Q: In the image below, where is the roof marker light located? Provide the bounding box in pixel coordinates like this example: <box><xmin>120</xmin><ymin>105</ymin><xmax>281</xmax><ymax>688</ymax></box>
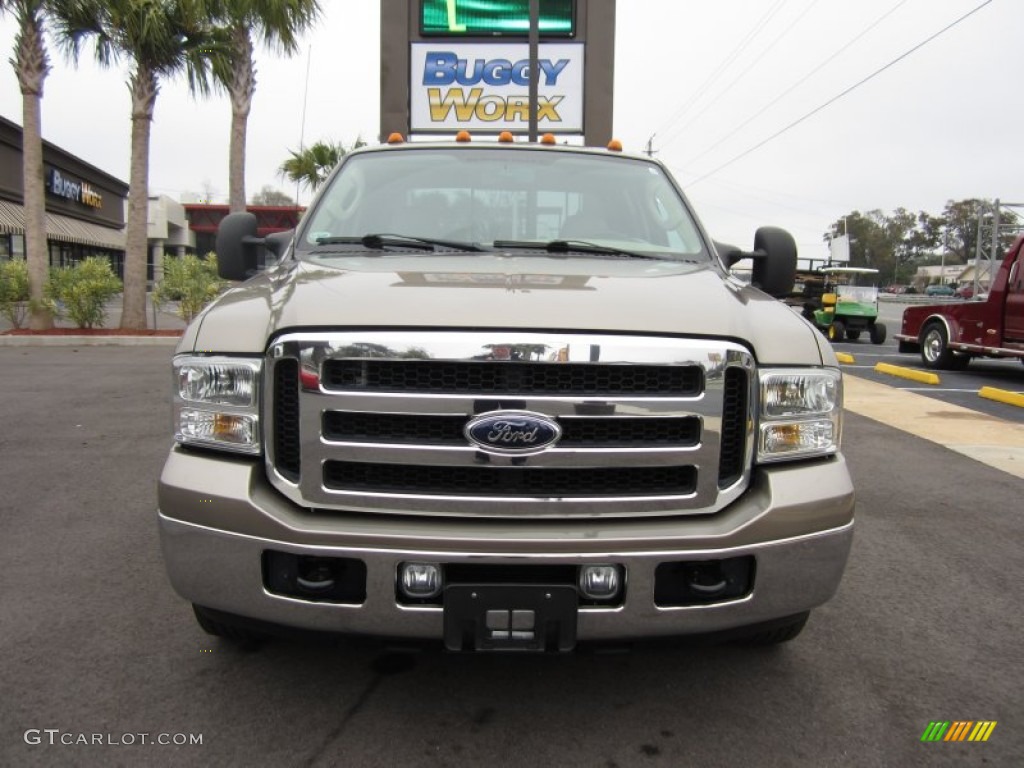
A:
<box><xmin>540</xmin><ymin>133</ymin><xmax>557</xmax><ymax>145</ymax></box>
<box><xmin>607</xmin><ymin>139</ymin><xmax>623</xmax><ymax>152</ymax></box>
<box><xmin>498</xmin><ymin>131</ymin><xmax>515</xmax><ymax>143</ymax></box>
<box><xmin>386</xmin><ymin>132</ymin><xmax>405</xmax><ymax>144</ymax></box>
<box><xmin>455</xmin><ymin>130</ymin><xmax>472</xmax><ymax>143</ymax></box>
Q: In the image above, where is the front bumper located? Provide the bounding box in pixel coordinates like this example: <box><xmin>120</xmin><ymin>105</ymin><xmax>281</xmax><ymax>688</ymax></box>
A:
<box><xmin>158</xmin><ymin>447</ymin><xmax>854</xmax><ymax>641</ymax></box>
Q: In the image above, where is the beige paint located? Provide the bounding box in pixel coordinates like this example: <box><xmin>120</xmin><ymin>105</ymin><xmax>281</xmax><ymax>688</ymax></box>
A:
<box><xmin>184</xmin><ymin>257</ymin><xmax>835</xmax><ymax>367</ymax></box>
<box><xmin>843</xmin><ymin>374</ymin><xmax>1024</xmax><ymax>479</ymax></box>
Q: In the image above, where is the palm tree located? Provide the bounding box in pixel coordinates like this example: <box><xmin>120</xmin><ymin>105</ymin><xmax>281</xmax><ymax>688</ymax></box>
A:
<box><xmin>279</xmin><ymin>138</ymin><xmax>365</xmax><ymax>196</ymax></box>
<box><xmin>1</xmin><ymin>0</ymin><xmax>51</xmax><ymax>329</ymax></box>
<box><xmin>208</xmin><ymin>0</ymin><xmax>321</xmax><ymax>214</ymax></box>
<box><xmin>54</xmin><ymin>1</ymin><xmax>219</xmax><ymax>329</ymax></box>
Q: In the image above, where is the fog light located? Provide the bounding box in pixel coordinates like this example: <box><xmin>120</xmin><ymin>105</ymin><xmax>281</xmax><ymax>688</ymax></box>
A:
<box><xmin>399</xmin><ymin>562</ymin><xmax>442</xmax><ymax>598</ymax></box>
<box><xmin>579</xmin><ymin>565</ymin><xmax>622</xmax><ymax>600</ymax></box>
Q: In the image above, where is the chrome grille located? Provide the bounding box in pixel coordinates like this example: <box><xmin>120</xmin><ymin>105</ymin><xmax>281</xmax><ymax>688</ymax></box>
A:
<box><xmin>322</xmin><ymin>359</ymin><xmax>702</xmax><ymax>396</ymax></box>
<box><xmin>265</xmin><ymin>332</ymin><xmax>755</xmax><ymax>519</ymax></box>
<box><xmin>321</xmin><ymin>412</ymin><xmax>701</xmax><ymax>448</ymax></box>
<box><xmin>324</xmin><ymin>462</ymin><xmax>697</xmax><ymax>497</ymax></box>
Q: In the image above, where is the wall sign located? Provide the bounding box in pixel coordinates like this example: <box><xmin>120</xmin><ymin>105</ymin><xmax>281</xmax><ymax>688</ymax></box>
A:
<box><xmin>410</xmin><ymin>42</ymin><xmax>584</xmax><ymax>133</ymax></box>
<box><xmin>46</xmin><ymin>168</ymin><xmax>103</xmax><ymax>209</ymax></box>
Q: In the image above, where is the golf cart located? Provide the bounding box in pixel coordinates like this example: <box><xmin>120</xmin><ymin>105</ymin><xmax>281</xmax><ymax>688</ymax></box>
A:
<box><xmin>804</xmin><ymin>267</ymin><xmax>887</xmax><ymax>344</ymax></box>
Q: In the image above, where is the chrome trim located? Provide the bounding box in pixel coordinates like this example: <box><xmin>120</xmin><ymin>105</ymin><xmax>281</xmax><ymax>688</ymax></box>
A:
<box><xmin>265</xmin><ymin>332</ymin><xmax>755</xmax><ymax>519</ymax></box>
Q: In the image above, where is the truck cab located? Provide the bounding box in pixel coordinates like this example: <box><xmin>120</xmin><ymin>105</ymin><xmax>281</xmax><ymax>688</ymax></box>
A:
<box><xmin>158</xmin><ymin>136</ymin><xmax>853</xmax><ymax>651</ymax></box>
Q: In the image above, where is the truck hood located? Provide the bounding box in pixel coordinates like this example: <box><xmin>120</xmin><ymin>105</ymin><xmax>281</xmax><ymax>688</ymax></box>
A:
<box><xmin>182</xmin><ymin>254</ymin><xmax>829</xmax><ymax>365</ymax></box>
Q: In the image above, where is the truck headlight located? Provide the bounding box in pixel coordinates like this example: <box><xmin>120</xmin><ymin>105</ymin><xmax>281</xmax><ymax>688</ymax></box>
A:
<box><xmin>757</xmin><ymin>369</ymin><xmax>841</xmax><ymax>462</ymax></box>
<box><xmin>173</xmin><ymin>356</ymin><xmax>262</xmax><ymax>454</ymax></box>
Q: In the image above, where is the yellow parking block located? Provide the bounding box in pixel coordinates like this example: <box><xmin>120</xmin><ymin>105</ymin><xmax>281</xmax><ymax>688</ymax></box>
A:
<box><xmin>979</xmin><ymin>387</ymin><xmax>1024</xmax><ymax>408</ymax></box>
<box><xmin>835</xmin><ymin>352</ymin><xmax>855</xmax><ymax>364</ymax></box>
<box><xmin>874</xmin><ymin>363</ymin><xmax>940</xmax><ymax>385</ymax></box>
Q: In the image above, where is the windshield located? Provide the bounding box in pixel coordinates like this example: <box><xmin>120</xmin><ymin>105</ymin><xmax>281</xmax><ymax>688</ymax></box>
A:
<box><xmin>296</xmin><ymin>147</ymin><xmax>708</xmax><ymax>261</ymax></box>
<box><xmin>836</xmin><ymin>285</ymin><xmax>878</xmax><ymax>303</ymax></box>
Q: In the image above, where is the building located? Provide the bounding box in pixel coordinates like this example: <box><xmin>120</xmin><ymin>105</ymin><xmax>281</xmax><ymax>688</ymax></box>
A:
<box><xmin>913</xmin><ymin>260</ymin><xmax>995</xmax><ymax>291</ymax></box>
<box><xmin>148</xmin><ymin>195</ymin><xmax>195</xmax><ymax>281</ymax></box>
<box><xmin>0</xmin><ymin>114</ymin><xmax>127</xmax><ymax>274</ymax></box>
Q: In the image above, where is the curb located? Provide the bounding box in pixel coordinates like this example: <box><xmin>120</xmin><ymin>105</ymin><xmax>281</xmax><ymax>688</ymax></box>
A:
<box><xmin>874</xmin><ymin>362</ymin><xmax>940</xmax><ymax>385</ymax></box>
<box><xmin>835</xmin><ymin>352</ymin><xmax>855</xmax><ymax>364</ymax></box>
<box><xmin>0</xmin><ymin>335</ymin><xmax>181</xmax><ymax>347</ymax></box>
<box><xmin>979</xmin><ymin>387</ymin><xmax>1024</xmax><ymax>409</ymax></box>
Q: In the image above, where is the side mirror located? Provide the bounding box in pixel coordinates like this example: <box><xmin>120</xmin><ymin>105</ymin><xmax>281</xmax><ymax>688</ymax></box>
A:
<box><xmin>264</xmin><ymin>230</ymin><xmax>293</xmax><ymax>265</ymax></box>
<box><xmin>216</xmin><ymin>212</ymin><xmax>261</xmax><ymax>280</ymax></box>
<box><xmin>751</xmin><ymin>227</ymin><xmax>797</xmax><ymax>298</ymax></box>
<box><xmin>714</xmin><ymin>241</ymin><xmax>744</xmax><ymax>267</ymax></box>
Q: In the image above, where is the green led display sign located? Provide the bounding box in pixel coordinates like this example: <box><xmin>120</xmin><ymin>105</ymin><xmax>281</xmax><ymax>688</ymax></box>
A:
<box><xmin>421</xmin><ymin>0</ymin><xmax>575</xmax><ymax>37</ymax></box>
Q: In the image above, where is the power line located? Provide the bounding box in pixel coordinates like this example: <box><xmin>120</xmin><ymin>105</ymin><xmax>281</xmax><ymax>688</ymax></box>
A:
<box><xmin>652</xmin><ymin>0</ymin><xmax>789</xmax><ymax>140</ymax></box>
<box><xmin>686</xmin><ymin>0</ymin><xmax>994</xmax><ymax>188</ymax></box>
<box><xmin>659</xmin><ymin>0</ymin><xmax>823</xmax><ymax>153</ymax></box>
<box><xmin>681</xmin><ymin>0</ymin><xmax>909</xmax><ymax>167</ymax></box>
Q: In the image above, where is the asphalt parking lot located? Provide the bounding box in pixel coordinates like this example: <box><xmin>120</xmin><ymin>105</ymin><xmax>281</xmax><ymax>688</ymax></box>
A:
<box><xmin>0</xmin><ymin>346</ymin><xmax>1021</xmax><ymax>768</ymax></box>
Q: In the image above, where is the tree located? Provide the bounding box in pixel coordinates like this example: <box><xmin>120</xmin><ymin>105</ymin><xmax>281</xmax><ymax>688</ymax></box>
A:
<box><xmin>249</xmin><ymin>184</ymin><xmax>295</xmax><ymax>205</ymax></box>
<box><xmin>940</xmin><ymin>199</ymin><xmax>1021</xmax><ymax>263</ymax></box>
<box><xmin>1</xmin><ymin>0</ymin><xmax>51</xmax><ymax>329</ymax></box>
<box><xmin>888</xmin><ymin>208</ymin><xmax>942</xmax><ymax>282</ymax></box>
<box><xmin>280</xmin><ymin>138</ymin><xmax>365</xmax><ymax>195</ymax></box>
<box><xmin>942</xmin><ymin>199</ymin><xmax>987</xmax><ymax>263</ymax></box>
<box><xmin>55</xmin><ymin>1</ymin><xmax>219</xmax><ymax>329</ymax></box>
<box><xmin>208</xmin><ymin>0</ymin><xmax>321</xmax><ymax>214</ymax></box>
<box><xmin>828</xmin><ymin>210</ymin><xmax>894</xmax><ymax>277</ymax></box>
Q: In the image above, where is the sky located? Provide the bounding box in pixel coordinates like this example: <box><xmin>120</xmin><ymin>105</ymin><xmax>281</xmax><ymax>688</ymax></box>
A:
<box><xmin>1</xmin><ymin>0</ymin><xmax>1022</xmax><ymax>262</ymax></box>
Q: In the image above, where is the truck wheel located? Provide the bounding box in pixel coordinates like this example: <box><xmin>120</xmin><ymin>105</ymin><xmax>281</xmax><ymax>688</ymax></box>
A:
<box><xmin>193</xmin><ymin>604</ymin><xmax>265</xmax><ymax>650</ymax></box>
<box><xmin>846</xmin><ymin>330</ymin><xmax>861</xmax><ymax>340</ymax></box>
<box><xmin>741</xmin><ymin>612</ymin><xmax>809</xmax><ymax>646</ymax></box>
<box><xmin>921</xmin><ymin>323</ymin><xmax>955</xmax><ymax>369</ymax></box>
<box><xmin>827</xmin><ymin>320</ymin><xmax>845</xmax><ymax>342</ymax></box>
<box><xmin>869</xmin><ymin>322</ymin><xmax>887</xmax><ymax>345</ymax></box>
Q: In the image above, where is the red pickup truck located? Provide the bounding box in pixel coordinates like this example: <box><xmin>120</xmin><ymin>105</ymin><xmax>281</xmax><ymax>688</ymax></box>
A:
<box><xmin>897</xmin><ymin>235</ymin><xmax>1024</xmax><ymax>369</ymax></box>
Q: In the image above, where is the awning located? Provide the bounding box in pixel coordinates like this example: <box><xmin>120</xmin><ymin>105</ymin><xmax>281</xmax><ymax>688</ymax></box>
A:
<box><xmin>0</xmin><ymin>199</ymin><xmax>125</xmax><ymax>251</ymax></box>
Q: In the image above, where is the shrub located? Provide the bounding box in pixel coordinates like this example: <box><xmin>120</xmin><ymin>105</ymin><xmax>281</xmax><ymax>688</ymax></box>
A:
<box><xmin>46</xmin><ymin>257</ymin><xmax>123</xmax><ymax>329</ymax></box>
<box><xmin>0</xmin><ymin>259</ymin><xmax>31</xmax><ymax>328</ymax></box>
<box><xmin>154</xmin><ymin>253</ymin><xmax>226</xmax><ymax>323</ymax></box>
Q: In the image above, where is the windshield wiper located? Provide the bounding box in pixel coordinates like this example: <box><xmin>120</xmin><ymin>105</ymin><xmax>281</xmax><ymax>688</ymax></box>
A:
<box><xmin>493</xmin><ymin>239</ymin><xmax>663</xmax><ymax>261</ymax></box>
<box><xmin>315</xmin><ymin>233</ymin><xmax>488</xmax><ymax>252</ymax></box>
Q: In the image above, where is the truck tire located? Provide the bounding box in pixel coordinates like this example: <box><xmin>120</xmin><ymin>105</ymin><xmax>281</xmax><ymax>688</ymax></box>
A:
<box><xmin>828</xmin><ymin>320</ymin><xmax>845</xmax><ymax>342</ymax></box>
<box><xmin>193</xmin><ymin>604</ymin><xmax>265</xmax><ymax>650</ymax></box>
<box><xmin>869</xmin><ymin>322</ymin><xmax>887</xmax><ymax>345</ymax></box>
<box><xmin>921</xmin><ymin>323</ymin><xmax>958</xmax><ymax>370</ymax></box>
<box><xmin>741</xmin><ymin>612</ymin><xmax>809</xmax><ymax>646</ymax></box>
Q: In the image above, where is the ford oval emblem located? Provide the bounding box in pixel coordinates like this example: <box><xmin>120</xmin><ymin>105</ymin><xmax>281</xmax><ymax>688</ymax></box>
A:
<box><xmin>464</xmin><ymin>411</ymin><xmax>562</xmax><ymax>456</ymax></box>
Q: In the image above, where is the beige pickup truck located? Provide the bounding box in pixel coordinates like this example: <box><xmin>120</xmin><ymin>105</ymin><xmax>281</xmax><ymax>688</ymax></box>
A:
<box><xmin>158</xmin><ymin>137</ymin><xmax>853</xmax><ymax>652</ymax></box>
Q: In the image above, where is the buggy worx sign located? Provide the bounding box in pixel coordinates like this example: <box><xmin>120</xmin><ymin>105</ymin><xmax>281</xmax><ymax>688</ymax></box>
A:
<box><xmin>410</xmin><ymin>43</ymin><xmax>584</xmax><ymax>133</ymax></box>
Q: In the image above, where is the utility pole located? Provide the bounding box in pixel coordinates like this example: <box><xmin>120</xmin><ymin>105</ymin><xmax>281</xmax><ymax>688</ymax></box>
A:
<box><xmin>528</xmin><ymin>0</ymin><xmax>539</xmax><ymax>142</ymax></box>
<box><xmin>941</xmin><ymin>228</ymin><xmax>947</xmax><ymax>287</ymax></box>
